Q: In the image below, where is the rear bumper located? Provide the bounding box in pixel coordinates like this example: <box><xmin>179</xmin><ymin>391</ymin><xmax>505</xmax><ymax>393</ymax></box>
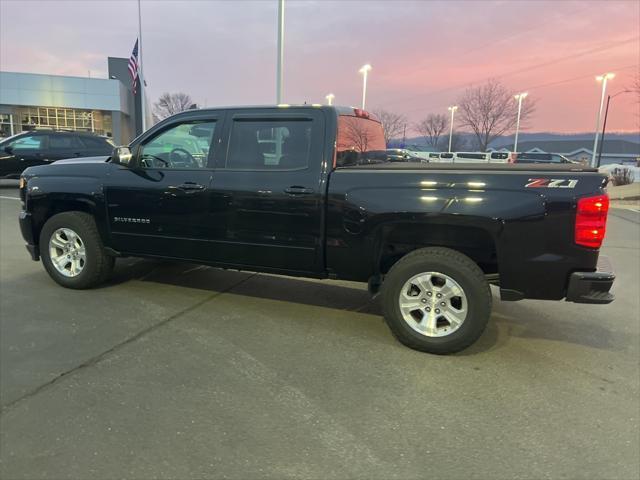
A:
<box><xmin>19</xmin><ymin>211</ymin><xmax>39</xmax><ymax>261</ymax></box>
<box><xmin>565</xmin><ymin>256</ymin><xmax>614</xmax><ymax>304</ymax></box>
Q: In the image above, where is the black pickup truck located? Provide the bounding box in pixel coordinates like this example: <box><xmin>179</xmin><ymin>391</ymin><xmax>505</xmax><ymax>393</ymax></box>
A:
<box><xmin>17</xmin><ymin>105</ymin><xmax>615</xmax><ymax>354</ymax></box>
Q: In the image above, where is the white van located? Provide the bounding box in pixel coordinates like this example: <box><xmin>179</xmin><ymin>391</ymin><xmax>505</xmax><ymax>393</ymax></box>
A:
<box><xmin>431</xmin><ymin>151</ymin><xmax>512</xmax><ymax>163</ymax></box>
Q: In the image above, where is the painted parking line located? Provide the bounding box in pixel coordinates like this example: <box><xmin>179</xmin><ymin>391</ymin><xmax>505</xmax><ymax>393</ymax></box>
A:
<box><xmin>0</xmin><ymin>196</ymin><xmax>20</xmax><ymax>200</ymax></box>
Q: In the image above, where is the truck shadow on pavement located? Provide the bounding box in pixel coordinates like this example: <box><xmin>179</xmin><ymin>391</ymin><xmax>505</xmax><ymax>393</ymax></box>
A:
<box><xmin>105</xmin><ymin>258</ymin><xmax>616</xmax><ymax>354</ymax></box>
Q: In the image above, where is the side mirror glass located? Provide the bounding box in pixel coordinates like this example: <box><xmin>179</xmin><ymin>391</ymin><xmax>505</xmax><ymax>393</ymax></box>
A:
<box><xmin>111</xmin><ymin>146</ymin><xmax>132</xmax><ymax>166</ymax></box>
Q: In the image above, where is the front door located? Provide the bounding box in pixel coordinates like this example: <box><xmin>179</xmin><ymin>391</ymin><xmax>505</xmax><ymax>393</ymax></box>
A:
<box><xmin>104</xmin><ymin>115</ymin><xmax>222</xmax><ymax>261</ymax></box>
<box><xmin>208</xmin><ymin>109</ymin><xmax>326</xmax><ymax>274</ymax></box>
<box><xmin>0</xmin><ymin>133</ymin><xmax>49</xmax><ymax>177</ymax></box>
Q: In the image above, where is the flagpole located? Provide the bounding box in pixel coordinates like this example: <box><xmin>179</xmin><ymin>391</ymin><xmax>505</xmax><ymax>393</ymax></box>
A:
<box><xmin>137</xmin><ymin>0</ymin><xmax>146</xmax><ymax>131</ymax></box>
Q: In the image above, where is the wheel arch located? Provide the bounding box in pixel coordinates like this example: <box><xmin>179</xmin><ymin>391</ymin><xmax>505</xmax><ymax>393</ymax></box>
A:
<box><xmin>373</xmin><ymin>221</ymin><xmax>500</xmax><ymax>278</ymax></box>
<box><xmin>30</xmin><ymin>193</ymin><xmax>107</xmax><ymax>249</ymax></box>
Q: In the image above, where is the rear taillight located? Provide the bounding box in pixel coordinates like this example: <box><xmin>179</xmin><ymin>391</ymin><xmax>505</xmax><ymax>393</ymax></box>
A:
<box><xmin>575</xmin><ymin>194</ymin><xmax>609</xmax><ymax>248</ymax></box>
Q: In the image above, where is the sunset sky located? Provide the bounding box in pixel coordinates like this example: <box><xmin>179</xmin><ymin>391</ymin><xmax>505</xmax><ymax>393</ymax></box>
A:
<box><xmin>1</xmin><ymin>0</ymin><xmax>639</xmax><ymax>134</ymax></box>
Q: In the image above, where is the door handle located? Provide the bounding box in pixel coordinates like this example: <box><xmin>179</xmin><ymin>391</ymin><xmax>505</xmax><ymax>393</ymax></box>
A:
<box><xmin>284</xmin><ymin>186</ymin><xmax>314</xmax><ymax>195</ymax></box>
<box><xmin>177</xmin><ymin>182</ymin><xmax>206</xmax><ymax>191</ymax></box>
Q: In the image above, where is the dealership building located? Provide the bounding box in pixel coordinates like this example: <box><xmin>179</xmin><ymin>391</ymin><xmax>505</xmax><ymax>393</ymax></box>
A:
<box><xmin>0</xmin><ymin>57</ymin><xmax>148</xmax><ymax>145</ymax></box>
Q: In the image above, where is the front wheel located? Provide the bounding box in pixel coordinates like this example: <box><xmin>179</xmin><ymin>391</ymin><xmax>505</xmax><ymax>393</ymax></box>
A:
<box><xmin>40</xmin><ymin>212</ymin><xmax>114</xmax><ymax>289</ymax></box>
<box><xmin>381</xmin><ymin>247</ymin><xmax>492</xmax><ymax>354</ymax></box>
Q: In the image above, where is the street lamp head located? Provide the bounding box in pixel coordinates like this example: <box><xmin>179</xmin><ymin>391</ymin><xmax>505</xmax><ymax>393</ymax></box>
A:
<box><xmin>596</xmin><ymin>73</ymin><xmax>615</xmax><ymax>81</ymax></box>
<box><xmin>326</xmin><ymin>93</ymin><xmax>335</xmax><ymax>99</ymax></box>
<box><xmin>359</xmin><ymin>64</ymin><xmax>372</xmax><ymax>74</ymax></box>
<box><xmin>448</xmin><ymin>105</ymin><xmax>458</xmax><ymax>112</ymax></box>
<box><xmin>514</xmin><ymin>92</ymin><xmax>528</xmax><ymax>100</ymax></box>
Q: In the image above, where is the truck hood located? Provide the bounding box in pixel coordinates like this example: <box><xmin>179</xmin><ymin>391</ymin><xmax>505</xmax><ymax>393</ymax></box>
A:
<box><xmin>53</xmin><ymin>155</ymin><xmax>110</xmax><ymax>165</ymax></box>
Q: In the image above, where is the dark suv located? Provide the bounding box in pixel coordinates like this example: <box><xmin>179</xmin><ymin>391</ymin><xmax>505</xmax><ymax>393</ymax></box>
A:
<box><xmin>0</xmin><ymin>130</ymin><xmax>113</xmax><ymax>178</ymax></box>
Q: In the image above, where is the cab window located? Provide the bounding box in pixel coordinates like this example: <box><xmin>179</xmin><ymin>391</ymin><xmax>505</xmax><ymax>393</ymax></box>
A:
<box><xmin>336</xmin><ymin>115</ymin><xmax>386</xmax><ymax>167</ymax></box>
<box><xmin>139</xmin><ymin>121</ymin><xmax>216</xmax><ymax>169</ymax></box>
<box><xmin>226</xmin><ymin>119</ymin><xmax>312</xmax><ymax>170</ymax></box>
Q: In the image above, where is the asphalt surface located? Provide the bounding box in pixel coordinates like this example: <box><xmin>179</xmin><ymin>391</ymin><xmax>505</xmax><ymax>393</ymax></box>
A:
<box><xmin>1</xmin><ymin>180</ymin><xmax>639</xmax><ymax>479</ymax></box>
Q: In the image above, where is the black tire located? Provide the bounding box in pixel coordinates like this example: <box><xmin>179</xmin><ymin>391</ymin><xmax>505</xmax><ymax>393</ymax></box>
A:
<box><xmin>381</xmin><ymin>247</ymin><xmax>492</xmax><ymax>354</ymax></box>
<box><xmin>39</xmin><ymin>211</ymin><xmax>114</xmax><ymax>289</ymax></box>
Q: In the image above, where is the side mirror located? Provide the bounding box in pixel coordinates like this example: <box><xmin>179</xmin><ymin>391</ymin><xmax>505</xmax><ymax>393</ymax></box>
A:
<box><xmin>4</xmin><ymin>145</ymin><xmax>13</xmax><ymax>154</ymax></box>
<box><xmin>111</xmin><ymin>146</ymin><xmax>132</xmax><ymax>166</ymax></box>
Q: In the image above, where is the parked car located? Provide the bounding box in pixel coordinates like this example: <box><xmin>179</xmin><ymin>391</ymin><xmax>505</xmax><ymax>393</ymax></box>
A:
<box><xmin>18</xmin><ymin>105</ymin><xmax>614</xmax><ymax>354</ymax></box>
<box><xmin>385</xmin><ymin>148</ymin><xmax>424</xmax><ymax>162</ymax></box>
<box><xmin>0</xmin><ymin>130</ymin><xmax>113</xmax><ymax>178</ymax></box>
<box><xmin>513</xmin><ymin>152</ymin><xmax>577</xmax><ymax>164</ymax></box>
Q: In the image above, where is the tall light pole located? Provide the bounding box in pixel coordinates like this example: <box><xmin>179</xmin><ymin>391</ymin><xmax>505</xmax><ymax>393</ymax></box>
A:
<box><xmin>359</xmin><ymin>64</ymin><xmax>372</xmax><ymax>110</ymax></box>
<box><xmin>513</xmin><ymin>92</ymin><xmax>528</xmax><ymax>153</ymax></box>
<box><xmin>447</xmin><ymin>106</ymin><xmax>458</xmax><ymax>153</ymax></box>
<box><xmin>325</xmin><ymin>93</ymin><xmax>335</xmax><ymax>106</ymax></box>
<box><xmin>597</xmin><ymin>89</ymin><xmax>630</xmax><ymax>167</ymax></box>
<box><xmin>591</xmin><ymin>72</ymin><xmax>615</xmax><ymax>167</ymax></box>
<box><xmin>276</xmin><ymin>0</ymin><xmax>285</xmax><ymax>104</ymax></box>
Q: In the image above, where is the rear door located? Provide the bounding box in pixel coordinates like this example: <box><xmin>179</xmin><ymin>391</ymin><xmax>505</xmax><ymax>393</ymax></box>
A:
<box><xmin>104</xmin><ymin>112</ymin><xmax>223</xmax><ymax>260</ymax></box>
<box><xmin>208</xmin><ymin>108</ymin><xmax>326</xmax><ymax>273</ymax></box>
<box><xmin>47</xmin><ymin>134</ymin><xmax>83</xmax><ymax>161</ymax></box>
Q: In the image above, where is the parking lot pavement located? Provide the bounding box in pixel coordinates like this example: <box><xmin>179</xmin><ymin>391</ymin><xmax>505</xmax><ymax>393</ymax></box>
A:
<box><xmin>1</xmin><ymin>185</ymin><xmax>639</xmax><ymax>479</ymax></box>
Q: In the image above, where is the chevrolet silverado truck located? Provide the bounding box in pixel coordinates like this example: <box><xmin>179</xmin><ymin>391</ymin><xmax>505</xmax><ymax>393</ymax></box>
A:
<box><xmin>17</xmin><ymin>106</ymin><xmax>615</xmax><ymax>354</ymax></box>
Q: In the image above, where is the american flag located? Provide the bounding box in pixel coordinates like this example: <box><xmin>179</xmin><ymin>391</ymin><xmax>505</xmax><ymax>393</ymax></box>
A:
<box><xmin>128</xmin><ymin>39</ymin><xmax>140</xmax><ymax>94</ymax></box>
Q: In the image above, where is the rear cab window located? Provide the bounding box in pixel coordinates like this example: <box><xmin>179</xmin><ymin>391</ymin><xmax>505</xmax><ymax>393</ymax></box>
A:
<box><xmin>335</xmin><ymin>111</ymin><xmax>386</xmax><ymax>167</ymax></box>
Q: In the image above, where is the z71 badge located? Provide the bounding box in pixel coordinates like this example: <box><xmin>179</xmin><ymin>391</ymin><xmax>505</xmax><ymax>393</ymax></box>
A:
<box><xmin>525</xmin><ymin>178</ymin><xmax>578</xmax><ymax>188</ymax></box>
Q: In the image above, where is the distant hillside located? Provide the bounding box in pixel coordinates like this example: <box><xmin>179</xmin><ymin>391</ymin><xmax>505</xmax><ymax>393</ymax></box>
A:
<box><xmin>490</xmin><ymin>132</ymin><xmax>640</xmax><ymax>149</ymax></box>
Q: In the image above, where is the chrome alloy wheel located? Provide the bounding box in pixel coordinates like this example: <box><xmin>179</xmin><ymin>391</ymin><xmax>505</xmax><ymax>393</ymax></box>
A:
<box><xmin>48</xmin><ymin>228</ymin><xmax>86</xmax><ymax>277</ymax></box>
<box><xmin>398</xmin><ymin>272</ymin><xmax>468</xmax><ymax>337</ymax></box>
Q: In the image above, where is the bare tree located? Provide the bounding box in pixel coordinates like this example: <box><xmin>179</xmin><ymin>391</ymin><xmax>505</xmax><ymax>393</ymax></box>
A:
<box><xmin>414</xmin><ymin>114</ymin><xmax>448</xmax><ymax>148</ymax></box>
<box><xmin>373</xmin><ymin>109</ymin><xmax>406</xmax><ymax>146</ymax></box>
<box><xmin>456</xmin><ymin>79</ymin><xmax>535</xmax><ymax>151</ymax></box>
<box><xmin>153</xmin><ymin>92</ymin><xmax>195</xmax><ymax>120</ymax></box>
<box><xmin>631</xmin><ymin>72</ymin><xmax>640</xmax><ymax>128</ymax></box>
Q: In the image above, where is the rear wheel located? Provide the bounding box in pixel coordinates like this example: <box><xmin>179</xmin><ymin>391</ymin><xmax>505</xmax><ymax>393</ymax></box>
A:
<box><xmin>381</xmin><ymin>247</ymin><xmax>492</xmax><ymax>354</ymax></box>
<box><xmin>40</xmin><ymin>212</ymin><xmax>114</xmax><ymax>289</ymax></box>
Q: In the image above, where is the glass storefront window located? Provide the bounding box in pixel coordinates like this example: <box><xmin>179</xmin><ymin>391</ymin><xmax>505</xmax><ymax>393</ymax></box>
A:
<box><xmin>15</xmin><ymin>106</ymin><xmax>112</xmax><ymax>137</ymax></box>
<box><xmin>0</xmin><ymin>114</ymin><xmax>14</xmax><ymax>139</ymax></box>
